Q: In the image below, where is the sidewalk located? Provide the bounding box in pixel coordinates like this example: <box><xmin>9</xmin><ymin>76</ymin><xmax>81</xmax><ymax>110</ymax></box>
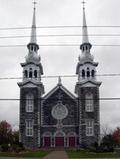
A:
<box><xmin>42</xmin><ymin>151</ymin><xmax>69</xmax><ymax>159</ymax></box>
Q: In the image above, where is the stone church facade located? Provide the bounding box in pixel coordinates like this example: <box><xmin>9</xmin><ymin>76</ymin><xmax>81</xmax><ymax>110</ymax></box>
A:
<box><xmin>18</xmin><ymin>6</ymin><xmax>101</xmax><ymax>149</ymax></box>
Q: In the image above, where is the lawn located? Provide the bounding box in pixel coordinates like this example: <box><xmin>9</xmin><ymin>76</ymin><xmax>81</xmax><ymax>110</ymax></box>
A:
<box><xmin>0</xmin><ymin>150</ymin><xmax>50</xmax><ymax>158</ymax></box>
<box><xmin>67</xmin><ymin>150</ymin><xmax>120</xmax><ymax>158</ymax></box>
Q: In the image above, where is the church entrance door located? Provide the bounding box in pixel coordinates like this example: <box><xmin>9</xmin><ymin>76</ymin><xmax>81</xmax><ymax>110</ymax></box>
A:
<box><xmin>44</xmin><ymin>137</ymin><xmax>51</xmax><ymax>147</ymax></box>
<box><xmin>55</xmin><ymin>137</ymin><xmax>64</xmax><ymax>147</ymax></box>
<box><xmin>69</xmin><ymin>137</ymin><xmax>75</xmax><ymax>147</ymax></box>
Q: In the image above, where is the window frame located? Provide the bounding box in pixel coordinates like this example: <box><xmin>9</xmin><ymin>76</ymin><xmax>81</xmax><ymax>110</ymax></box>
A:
<box><xmin>26</xmin><ymin>94</ymin><xmax>34</xmax><ymax>112</ymax></box>
<box><xmin>85</xmin><ymin>93</ymin><xmax>94</xmax><ymax>112</ymax></box>
<box><xmin>25</xmin><ymin>120</ymin><xmax>34</xmax><ymax>137</ymax></box>
<box><xmin>86</xmin><ymin>120</ymin><xmax>94</xmax><ymax>136</ymax></box>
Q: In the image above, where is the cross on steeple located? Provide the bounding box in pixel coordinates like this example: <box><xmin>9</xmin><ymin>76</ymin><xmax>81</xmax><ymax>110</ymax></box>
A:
<box><xmin>82</xmin><ymin>0</ymin><xmax>86</xmax><ymax>10</ymax></box>
<box><xmin>33</xmin><ymin>0</ymin><xmax>37</xmax><ymax>9</ymax></box>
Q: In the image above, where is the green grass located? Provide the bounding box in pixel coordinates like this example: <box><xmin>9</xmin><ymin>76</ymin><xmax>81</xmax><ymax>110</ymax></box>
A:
<box><xmin>67</xmin><ymin>150</ymin><xmax>120</xmax><ymax>158</ymax></box>
<box><xmin>0</xmin><ymin>150</ymin><xmax>50</xmax><ymax>158</ymax></box>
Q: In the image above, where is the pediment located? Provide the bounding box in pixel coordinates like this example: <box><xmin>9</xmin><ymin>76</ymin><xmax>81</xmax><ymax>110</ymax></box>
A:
<box><xmin>43</xmin><ymin>84</ymin><xmax>76</xmax><ymax>101</ymax></box>
<box><xmin>77</xmin><ymin>80</ymin><xmax>101</xmax><ymax>87</ymax></box>
<box><xmin>18</xmin><ymin>80</ymin><xmax>43</xmax><ymax>88</ymax></box>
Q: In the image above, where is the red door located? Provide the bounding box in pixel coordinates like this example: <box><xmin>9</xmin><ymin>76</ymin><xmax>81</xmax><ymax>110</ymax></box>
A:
<box><xmin>55</xmin><ymin>137</ymin><xmax>64</xmax><ymax>147</ymax></box>
<box><xmin>69</xmin><ymin>137</ymin><xmax>75</xmax><ymax>147</ymax></box>
<box><xmin>44</xmin><ymin>137</ymin><xmax>51</xmax><ymax>147</ymax></box>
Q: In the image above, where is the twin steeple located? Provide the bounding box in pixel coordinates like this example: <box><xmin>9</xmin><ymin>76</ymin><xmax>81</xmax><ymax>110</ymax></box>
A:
<box><xmin>24</xmin><ymin>1</ymin><xmax>96</xmax><ymax>85</ymax></box>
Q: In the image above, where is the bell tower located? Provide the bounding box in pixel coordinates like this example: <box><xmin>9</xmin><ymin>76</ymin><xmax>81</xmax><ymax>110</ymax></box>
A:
<box><xmin>75</xmin><ymin>2</ymin><xmax>101</xmax><ymax>147</ymax></box>
<box><xmin>18</xmin><ymin>2</ymin><xmax>44</xmax><ymax>149</ymax></box>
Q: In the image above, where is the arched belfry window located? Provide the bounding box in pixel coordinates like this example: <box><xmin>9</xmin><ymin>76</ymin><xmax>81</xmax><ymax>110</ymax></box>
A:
<box><xmin>31</xmin><ymin>46</ymin><xmax>33</xmax><ymax>51</ymax></box>
<box><xmin>34</xmin><ymin>70</ymin><xmax>37</xmax><ymax>78</ymax></box>
<box><xmin>34</xmin><ymin>46</ymin><xmax>37</xmax><ymax>52</ymax></box>
<box><xmin>92</xmin><ymin>70</ymin><xmax>95</xmax><ymax>78</ymax></box>
<box><xmin>87</xmin><ymin>68</ymin><xmax>90</xmax><ymax>78</ymax></box>
<box><xmin>29</xmin><ymin>68</ymin><xmax>32</xmax><ymax>78</ymax></box>
<box><xmin>82</xmin><ymin>69</ymin><xmax>85</xmax><ymax>78</ymax></box>
<box><xmin>85</xmin><ymin>93</ymin><xmax>94</xmax><ymax>112</ymax></box>
<box><xmin>83</xmin><ymin>46</ymin><xmax>84</xmax><ymax>52</ymax></box>
<box><xmin>26</xmin><ymin>94</ymin><xmax>34</xmax><ymax>112</ymax></box>
<box><xmin>24</xmin><ymin>70</ymin><xmax>28</xmax><ymax>78</ymax></box>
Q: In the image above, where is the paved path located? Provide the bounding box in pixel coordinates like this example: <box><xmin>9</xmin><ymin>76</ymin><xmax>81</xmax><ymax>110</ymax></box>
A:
<box><xmin>0</xmin><ymin>158</ymin><xmax>39</xmax><ymax>159</ymax></box>
<box><xmin>42</xmin><ymin>151</ymin><xmax>69</xmax><ymax>159</ymax></box>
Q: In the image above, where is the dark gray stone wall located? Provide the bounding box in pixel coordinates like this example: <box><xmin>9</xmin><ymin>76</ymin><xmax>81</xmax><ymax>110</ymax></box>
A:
<box><xmin>41</xmin><ymin>88</ymin><xmax>78</xmax><ymax>147</ymax></box>
<box><xmin>19</xmin><ymin>86</ymin><xmax>42</xmax><ymax>149</ymax></box>
<box><xmin>77</xmin><ymin>86</ymin><xmax>100</xmax><ymax>147</ymax></box>
<box><xmin>19</xmin><ymin>85</ymin><xmax>100</xmax><ymax>148</ymax></box>
<box><xmin>42</xmin><ymin>88</ymin><xmax>78</xmax><ymax>126</ymax></box>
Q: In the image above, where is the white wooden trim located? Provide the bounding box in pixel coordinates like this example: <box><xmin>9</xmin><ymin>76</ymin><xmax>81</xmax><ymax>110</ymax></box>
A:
<box><xmin>43</xmin><ymin>84</ymin><xmax>76</xmax><ymax>101</ymax></box>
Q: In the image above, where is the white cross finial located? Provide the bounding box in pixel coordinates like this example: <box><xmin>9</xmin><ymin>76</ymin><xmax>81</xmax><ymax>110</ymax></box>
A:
<box><xmin>58</xmin><ymin>76</ymin><xmax>62</xmax><ymax>85</ymax></box>
<box><xmin>82</xmin><ymin>0</ymin><xmax>86</xmax><ymax>10</ymax></box>
<box><xmin>33</xmin><ymin>0</ymin><xmax>37</xmax><ymax>9</ymax></box>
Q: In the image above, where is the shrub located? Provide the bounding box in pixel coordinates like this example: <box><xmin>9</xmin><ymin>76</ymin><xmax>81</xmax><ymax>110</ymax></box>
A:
<box><xmin>1</xmin><ymin>144</ymin><xmax>9</xmax><ymax>152</ymax></box>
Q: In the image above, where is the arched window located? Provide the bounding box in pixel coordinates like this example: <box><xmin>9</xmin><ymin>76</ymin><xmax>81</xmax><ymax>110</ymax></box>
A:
<box><xmin>26</xmin><ymin>94</ymin><xmax>34</xmax><ymax>112</ymax></box>
<box><xmin>86</xmin><ymin>46</ymin><xmax>88</xmax><ymax>51</ymax></box>
<box><xmin>34</xmin><ymin>70</ymin><xmax>37</xmax><ymax>78</ymax></box>
<box><xmin>31</xmin><ymin>46</ymin><xmax>33</xmax><ymax>51</ymax></box>
<box><xmin>29</xmin><ymin>71</ymin><xmax>32</xmax><ymax>78</ymax></box>
<box><xmin>87</xmin><ymin>68</ymin><xmax>90</xmax><ymax>78</ymax></box>
<box><xmin>91</xmin><ymin>70</ymin><xmax>95</xmax><ymax>77</ymax></box>
<box><xmin>83</xmin><ymin>46</ymin><xmax>84</xmax><ymax>52</ymax></box>
<box><xmin>82</xmin><ymin>70</ymin><xmax>85</xmax><ymax>78</ymax></box>
<box><xmin>34</xmin><ymin>46</ymin><xmax>36</xmax><ymax>52</ymax></box>
<box><xmin>24</xmin><ymin>70</ymin><xmax>28</xmax><ymax>78</ymax></box>
<box><xmin>29</xmin><ymin>68</ymin><xmax>32</xmax><ymax>78</ymax></box>
<box><xmin>85</xmin><ymin>93</ymin><xmax>94</xmax><ymax>112</ymax></box>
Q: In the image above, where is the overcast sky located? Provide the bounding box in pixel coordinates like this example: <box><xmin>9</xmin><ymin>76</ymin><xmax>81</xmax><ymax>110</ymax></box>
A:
<box><xmin>0</xmin><ymin>0</ymin><xmax>120</xmax><ymax>132</ymax></box>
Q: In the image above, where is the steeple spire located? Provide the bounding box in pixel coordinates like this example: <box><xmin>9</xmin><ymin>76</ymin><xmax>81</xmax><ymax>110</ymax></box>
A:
<box><xmin>30</xmin><ymin>1</ymin><xmax>37</xmax><ymax>43</ymax></box>
<box><xmin>27</xmin><ymin>0</ymin><xmax>39</xmax><ymax>53</ymax></box>
<box><xmin>80</xmin><ymin>0</ymin><xmax>92</xmax><ymax>52</ymax></box>
<box><xmin>75</xmin><ymin>1</ymin><xmax>101</xmax><ymax>91</ymax></box>
<box><xmin>82</xmin><ymin>6</ymin><xmax>89</xmax><ymax>43</ymax></box>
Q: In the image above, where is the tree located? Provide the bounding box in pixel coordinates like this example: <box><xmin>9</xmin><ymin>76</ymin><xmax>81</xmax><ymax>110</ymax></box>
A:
<box><xmin>98</xmin><ymin>134</ymin><xmax>114</xmax><ymax>152</ymax></box>
<box><xmin>12</xmin><ymin>130</ymin><xmax>19</xmax><ymax>145</ymax></box>
<box><xmin>112</xmin><ymin>127</ymin><xmax>120</xmax><ymax>147</ymax></box>
<box><xmin>0</xmin><ymin>120</ymin><xmax>12</xmax><ymax>145</ymax></box>
<box><xmin>101</xmin><ymin>124</ymin><xmax>113</xmax><ymax>137</ymax></box>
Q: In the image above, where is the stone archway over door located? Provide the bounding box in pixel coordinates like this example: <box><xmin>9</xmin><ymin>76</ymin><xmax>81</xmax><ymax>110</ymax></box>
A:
<box><xmin>44</xmin><ymin>137</ymin><xmax>51</xmax><ymax>147</ymax></box>
<box><xmin>55</xmin><ymin>137</ymin><xmax>64</xmax><ymax>147</ymax></box>
<box><xmin>43</xmin><ymin>132</ymin><xmax>52</xmax><ymax>147</ymax></box>
<box><xmin>54</xmin><ymin>131</ymin><xmax>65</xmax><ymax>147</ymax></box>
<box><xmin>69</xmin><ymin>137</ymin><xmax>76</xmax><ymax>147</ymax></box>
<box><xmin>67</xmin><ymin>132</ymin><xmax>77</xmax><ymax>147</ymax></box>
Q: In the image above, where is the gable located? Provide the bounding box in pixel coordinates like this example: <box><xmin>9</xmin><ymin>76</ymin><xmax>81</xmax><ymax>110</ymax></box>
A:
<box><xmin>42</xmin><ymin>85</ymin><xmax>78</xmax><ymax>126</ymax></box>
<box><xmin>81</xmin><ymin>82</ymin><xmax>98</xmax><ymax>87</ymax></box>
<box><xmin>20</xmin><ymin>83</ymin><xmax>37</xmax><ymax>88</ymax></box>
<box><xmin>78</xmin><ymin>80</ymin><xmax>101</xmax><ymax>87</ymax></box>
<box><xmin>43</xmin><ymin>84</ymin><xmax>76</xmax><ymax>102</ymax></box>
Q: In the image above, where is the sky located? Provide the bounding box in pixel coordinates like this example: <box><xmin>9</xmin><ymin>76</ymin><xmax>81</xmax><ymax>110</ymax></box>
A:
<box><xmin>0</xmin><ymin>0</ymin><xmax>120</xmax><ymax>133</ymax></box>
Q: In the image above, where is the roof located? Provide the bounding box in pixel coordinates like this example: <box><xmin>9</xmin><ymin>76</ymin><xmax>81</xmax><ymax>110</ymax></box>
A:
<box><xmin>43</xmin><ymin>83</ymin><xmax>76</xmax><ymax>101</ymax></box>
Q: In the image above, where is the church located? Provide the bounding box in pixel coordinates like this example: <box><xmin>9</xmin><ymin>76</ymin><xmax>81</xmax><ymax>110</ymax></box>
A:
<box><xmin>18</xmin><ymin>4</ymin><xmax>101</xmax><ymax>149</ymax></box>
